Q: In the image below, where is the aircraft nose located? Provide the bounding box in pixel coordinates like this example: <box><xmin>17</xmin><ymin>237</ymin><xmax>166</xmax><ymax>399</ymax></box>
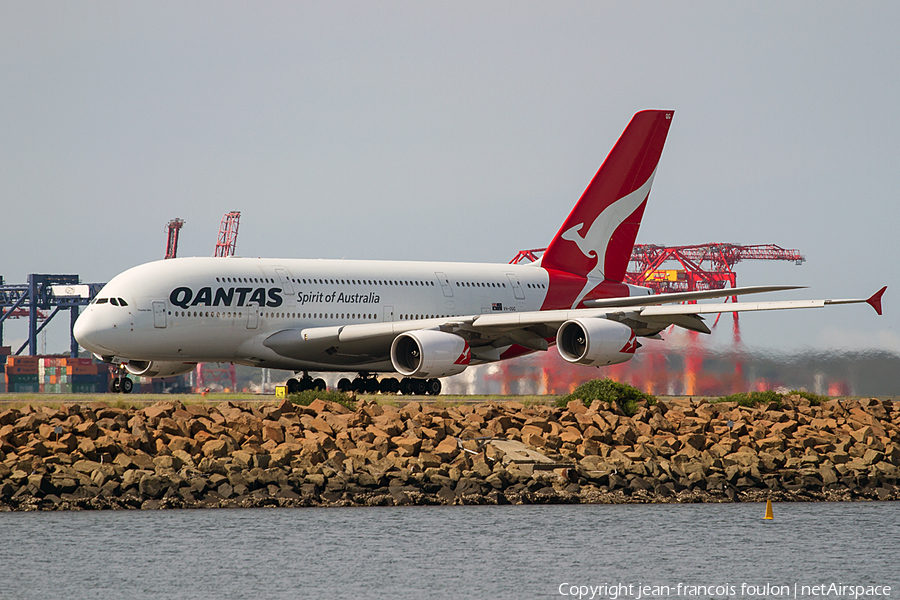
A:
<box><xmin>74</xmin><ymin>309</ymin><xmax>111</xmax><ymax>355</ymax></box>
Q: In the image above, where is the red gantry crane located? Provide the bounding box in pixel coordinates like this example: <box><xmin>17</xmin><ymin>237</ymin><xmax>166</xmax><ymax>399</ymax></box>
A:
<box><xmin>214</xmin><ymin>211</ymin><xmax>241</xmax><ymax>257</ymax></box>
<box><xmin>165</xmin><ymin>218</ymin><xmax>185</xmax><ymax>260</ymax></box>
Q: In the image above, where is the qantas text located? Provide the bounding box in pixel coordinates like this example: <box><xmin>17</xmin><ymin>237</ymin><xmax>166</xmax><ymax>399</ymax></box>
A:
<box><xmin>170</xmin><ymin>286</ymin><xmax>283</xmax><ymax>309</ymax></box>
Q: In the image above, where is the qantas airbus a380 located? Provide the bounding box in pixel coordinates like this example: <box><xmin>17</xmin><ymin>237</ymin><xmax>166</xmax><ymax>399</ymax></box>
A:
<box><xmin>74</xmin><ymin>110</ymin><xmax>886</xmax><ymax>394</ymax></box>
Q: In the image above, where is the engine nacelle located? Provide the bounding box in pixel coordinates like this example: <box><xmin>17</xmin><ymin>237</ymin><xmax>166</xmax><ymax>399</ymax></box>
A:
<box><xmin>556</xmin><ymin>318</ymin><xmax>637</xmax><ymax>366</ymax></box>
<box><xmin>125</xmin><ymin>360</ymin><xmax>196</xmax><ymax>378</ymax></box>
<box><xmin>390</xmin><ymin>330</ymin><xmax>471</xmax><ymax>378</ymax></box>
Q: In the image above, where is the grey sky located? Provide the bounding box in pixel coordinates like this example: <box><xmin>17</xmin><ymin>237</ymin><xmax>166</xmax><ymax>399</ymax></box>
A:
<box><xmin>1</xmin><ymin>2</ymin><xmax>897</xmax><ymax>355</ymax></box>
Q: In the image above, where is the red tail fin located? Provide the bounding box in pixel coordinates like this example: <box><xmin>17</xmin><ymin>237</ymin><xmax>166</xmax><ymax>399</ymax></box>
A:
<box><xmin>541</xmin><ymin>110</ymin><xmax>674</xmax><ymax>282</ymax></box>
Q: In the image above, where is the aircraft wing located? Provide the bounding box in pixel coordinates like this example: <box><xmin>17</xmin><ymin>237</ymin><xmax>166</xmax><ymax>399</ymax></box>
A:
<box><xmin>264</xmin><ymin>286</ymin><xmax>886</xmax><ymax>362</ymax></box>
<box><xmin>468</xmin><ymin>286</ymin><xmax>886</xmax><ymax>337</ymax></box>
<box><xmin>582</xmin><ymin>284</ymin><xmax>805</xmax><ymax>308</ymax></box>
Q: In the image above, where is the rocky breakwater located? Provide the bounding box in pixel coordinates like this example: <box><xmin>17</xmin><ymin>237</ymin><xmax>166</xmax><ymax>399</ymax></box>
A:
<box><xmin>0</xmin><ymin>395</ymin><xmax>898</xmax><ymax>510</ymax></box>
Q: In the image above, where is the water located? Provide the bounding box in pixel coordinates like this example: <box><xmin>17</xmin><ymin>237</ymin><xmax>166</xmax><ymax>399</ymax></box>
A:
<box><xmin>1</xmin><ymin>502</ymin><xmax>897</xmax><ymax>600</ymax></box>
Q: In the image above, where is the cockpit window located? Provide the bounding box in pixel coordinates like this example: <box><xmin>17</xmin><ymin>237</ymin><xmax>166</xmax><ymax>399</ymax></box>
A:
<box><xmin>97</xmin><ymin>297</ymin><xmax>128</xmax><ymax>306</ymax></box>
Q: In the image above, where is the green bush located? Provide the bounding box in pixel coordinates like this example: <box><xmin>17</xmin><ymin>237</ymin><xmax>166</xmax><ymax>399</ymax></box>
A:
<box><xmin>716</xmin><ymin>389</ymin><xmax>829</xmax><ymax>408</ymax></box>
<box><xmin>289</xmin><ymin>389</ymin><xmax>356</xmax><ymax>410</ymax></box>
<box><xmin>717</xmin><ymin>390</ymin><xmax>783</xmax><ymax>408</ymax></box>
<box><xmin>555</xmin><ymin>378</ymin><xmax>656</xmax><ymax>416</ymax></box>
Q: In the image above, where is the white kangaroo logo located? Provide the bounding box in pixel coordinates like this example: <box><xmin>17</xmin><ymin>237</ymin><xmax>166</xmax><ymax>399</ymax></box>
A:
<box><xmin>562</xmin><ymin>168</ymin><xmax>657</xmax><ymax>307</ymax></box>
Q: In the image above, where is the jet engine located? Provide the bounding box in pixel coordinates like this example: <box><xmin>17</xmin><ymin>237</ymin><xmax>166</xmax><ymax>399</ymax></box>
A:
<box><xmin>124</xmin><ymin>360</ymin><xmax>196</xmax><ymax>378</ymax></box>
<box><xmin>556</xmin><ymin>318</ymin><xmax>637</xmax><ymax>366</ymax></box>
<box><xmin>390</xmin><ymin>330</ymin><xmax>471</xmax><ymax>379</ymax></box>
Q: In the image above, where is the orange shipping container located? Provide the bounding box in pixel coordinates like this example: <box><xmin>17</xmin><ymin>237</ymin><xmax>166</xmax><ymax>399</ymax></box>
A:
<box><xmin>7</xmin><ymin>356</ymin><xmax>39</xmax><ymax>367</ymax></box>
<box><xmin>63</xmin><ymin>358</ymin><xmax>94</xmax><ymax>366</ymax></box>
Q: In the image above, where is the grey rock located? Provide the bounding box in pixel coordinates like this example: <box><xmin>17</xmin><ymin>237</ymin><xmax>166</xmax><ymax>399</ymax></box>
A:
<box><xmin>437</xmin><ymin>486</ymin><xmax>456</xmax><ymax>503</ymax></box>
<box><xmin>139</xmin><ymin>475</ymin><xmax>164</xmax><ymax>499</ymax></box>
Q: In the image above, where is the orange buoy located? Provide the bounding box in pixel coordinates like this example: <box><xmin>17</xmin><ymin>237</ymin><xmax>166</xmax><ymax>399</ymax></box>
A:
<box><xmin>764</xmin><ymin>498</ymin><xmax>774</xmax><ymax>520</ymax></box>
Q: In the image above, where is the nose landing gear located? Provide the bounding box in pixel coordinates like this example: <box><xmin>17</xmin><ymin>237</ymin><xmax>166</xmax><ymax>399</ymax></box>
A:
<box><xmin>109</xmin><ymin>366</ymin><xmax>134</xmax><ymax>393</ymax></box>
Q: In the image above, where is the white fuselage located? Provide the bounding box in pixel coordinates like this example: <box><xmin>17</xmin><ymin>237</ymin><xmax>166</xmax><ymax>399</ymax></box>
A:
<box><xmin>74</xmin><ymin>256</ymin><xmax>553</xmax><ymax>372</ymax></box>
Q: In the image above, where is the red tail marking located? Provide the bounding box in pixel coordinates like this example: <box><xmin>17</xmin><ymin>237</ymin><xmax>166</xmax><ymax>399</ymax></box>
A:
<box><xmin>620</xmin><ymin>331</ymin><xmax>638</xmax><ymax>354</ymax></box>
<box><xmin>867</xmin><ymin>286</ymin><xmax>887</xmax><ymax>316</ymax></box>
<box><xmin>454</xmin><ymin>343</ymin><xmax>472</xmax><ymax>365</ymax></box>
<box><xmin>541</xmin><ymin>110</ymin><xmax>673</xmax><ymax>281</ymax></box>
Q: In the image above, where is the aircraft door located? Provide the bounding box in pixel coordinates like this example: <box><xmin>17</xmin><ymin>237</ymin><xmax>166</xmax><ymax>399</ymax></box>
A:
<box><xmin>274</xmin><ymin>268</ymin><xmax>294</xmax><ymax>295</ymax></box>
<box><xmin>506</xmin><ymin>273</ymin><xmax>526</xmax><ymax>300</ymax></box>
<box><xmin>247</xmin><ymin>306</ymin><xmax>259</xmax><ymax>329</ymax></box>
<box><xmin>435</xmin><ymin>272</ymin><xmax>453</xmax><ymax>297</ymax></box>
<box><xmin>152</xmin><ymin>301</ymin><xmax>167</xmax><ymax>328</ymax></box>
<box><xmin>383</xmin><ymin>305</ymin><xmax>394</xmax><ymax>322</ymax></box>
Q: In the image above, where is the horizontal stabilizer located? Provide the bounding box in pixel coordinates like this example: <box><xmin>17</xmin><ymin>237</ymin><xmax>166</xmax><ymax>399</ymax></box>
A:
<box><xmin>824</xmin><ymin>286</ymin><xmax>887</xmax><ymax>316</ymax></box>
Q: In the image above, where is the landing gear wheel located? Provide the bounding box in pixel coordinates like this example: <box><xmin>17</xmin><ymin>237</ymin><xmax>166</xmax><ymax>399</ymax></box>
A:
<box><xmin>364</xmin><ymin>378</ymin><xmax>379</xmax><ymax>393</ymax></box>
<box><xmin>287</xmin><ymin>378</ymin><xmax>301</xmax><ymax>394</ymax></box>
<box><xmin>352</xmin><ymin>378</ymin><xmax>367</xmax><ymax>393</ymax></box>
<box><xmin>312</xmin><ymin>378</ymin><xmax>326</xmax><ymax>391</ymax></box>
<box><xmin>120</xmin><ymin>377</ymin><xmax>133</xmax><ymax>394</ymax></box>
<box><xmin>426</xmin><ymin>378</ymin><xmax>441</xmax><ymax>396</ymax></box>
<box><xmin>109</xmin><ymin>377</ymin><xmax>121</xmax><ymax>393</ymax></box>
<box><xmin>400</xmin><ymin>378</ymin><xmax>413</xmax><ymax>395</ymax></box>
<box><xmin>379</xmin><ymin>378</ymin><xmax>400</xmax><ymax>394</ymax></box>
<box><xmin>298</xmin><ymin>374</ymin><xmax>315</xmax><ymax>391</ymax></box>
<box><xmin>413</xmin><ymin>378</ymin><xmax>428</xmax><ymax>395</ymax></box>
<box><xmin>337</xmin><ymin>378</ymin><xmax>352</xmax><ymax>392</ymax></box>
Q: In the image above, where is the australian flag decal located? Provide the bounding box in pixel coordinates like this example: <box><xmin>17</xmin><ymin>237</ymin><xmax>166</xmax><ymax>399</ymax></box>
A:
<box><xmin>492</xmin><ymin>303</ymin><xmax>502</xmax><ymax>311</ymax></box>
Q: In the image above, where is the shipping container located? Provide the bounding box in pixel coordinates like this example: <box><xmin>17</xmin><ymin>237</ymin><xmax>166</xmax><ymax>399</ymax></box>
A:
<box><xmin>6</xmin><ymin>373</ymin><xmax>39</xmax><ymax>383</ymax></box>
<box><xmin>72</xmin><ymin>382</ymin><xmax>101</xmax><ymax>393</ymax></box>
<box><xmin>6</xmin><ymin>366</ymin><xmax>38</xmax><ymax>376</ymax></box>
<box><xmin>7</xmin><ymin>356</ymin><xmax>38</xmax><ymax>366</ymax></box>
<box><xmin>71</xmin><ymin>373</ymin><xmax>107</xmax><ymax>384</ymax></box>
<box><xmin>64</xmin><ymin>358</ymin><xmax>94</xmax><ymax>366</ymax></box>
<box><xmin>10</xmin><ymin>382</ymin><xmax>39</xmax><ymax>393</ymax></box>
<box><xmin>40</xmin><ymin>383</ymin><xmax>71</xmax><ymax>394</ymax></box>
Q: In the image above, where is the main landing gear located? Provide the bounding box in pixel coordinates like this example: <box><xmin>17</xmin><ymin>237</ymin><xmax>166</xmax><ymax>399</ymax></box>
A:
<box><xmin>286</xmin><ymin>372</ymin><xmax>326</xmax><ymax>394</ymax></box>
<box><xmin>109</xmin><ymin>366</ymin><xmax>134</xmax><ymax>394</ymax></box>
<box><xmin>336</xmin><ymin>372</ymin><xmax>442</xmax><ymax>395</ymax></box>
